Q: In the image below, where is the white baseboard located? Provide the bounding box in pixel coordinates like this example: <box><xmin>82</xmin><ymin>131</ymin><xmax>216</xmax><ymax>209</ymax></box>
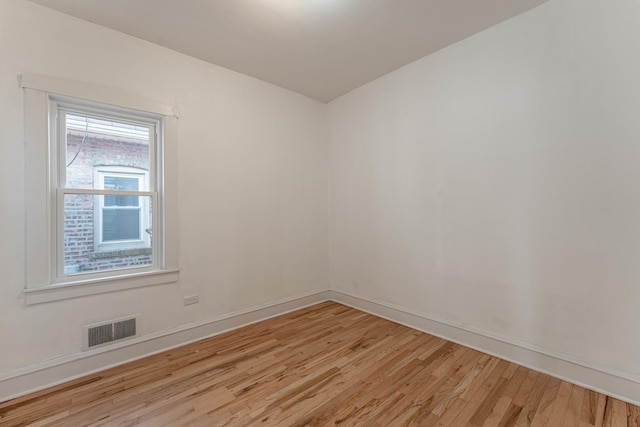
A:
<box><xmin>3</xmin><ymin>288</ymin><xmax>639</xmax><ymax>407</ymax></box>
<box><xmin>0</xmin><ymin>289</ymin><xmax>330</xmax><ymax>403</ymax></box>
<box><xmin>328</xmin><ymin>289</ymin><xmax>640</xmax><ymax>406</ymax></box>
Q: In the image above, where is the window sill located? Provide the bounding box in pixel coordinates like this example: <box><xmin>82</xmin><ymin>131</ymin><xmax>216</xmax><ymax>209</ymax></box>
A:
<box><xmin>23</xmin><ymin>269</ymin><xmax>179</xmax><ymax>305</ymax></box>
<box><xmin>90</xmin><ymin>247</ymin><xmax>153</xmax><ymax>259</ymax></box>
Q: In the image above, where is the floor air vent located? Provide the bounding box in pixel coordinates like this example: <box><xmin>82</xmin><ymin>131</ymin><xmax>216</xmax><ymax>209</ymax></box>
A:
<box><xmin>84</xmin><ymin>316</ymin><xmax>139</xmax><ymax>350</ymax></box>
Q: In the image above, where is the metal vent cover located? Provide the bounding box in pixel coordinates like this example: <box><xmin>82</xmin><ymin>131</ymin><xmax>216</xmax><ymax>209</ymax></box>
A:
<box><xmin>88</xmin><ymin>324</ymin><xmax>113</xmax><ymax>348</ymax></box>
<box><xmin>114</xmin><ymin>318</ymin><xmax>136</xmax><ymax>340</ymax></box>
<box><xmin>84</xmin><ymin>316</ymin><xmax>140</xmax><ymax>350</ymax></box>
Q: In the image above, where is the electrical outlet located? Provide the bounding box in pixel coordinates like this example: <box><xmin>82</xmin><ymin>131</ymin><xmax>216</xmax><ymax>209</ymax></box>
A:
<box><xmin>183</xmin><ymin>294</ymin><xmax>199</xmax><ymax>306</ymax></box>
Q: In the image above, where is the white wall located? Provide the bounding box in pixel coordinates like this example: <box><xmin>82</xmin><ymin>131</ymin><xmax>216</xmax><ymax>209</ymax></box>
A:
<box><xmin>3</xmin><ymin>0</ymin><xmax>640</xmax><ymax>404</ymax></box>
<box><xmin>328</xmin><ymin>0</ymin><xmax>640</xmax><ymax>383</ymax></box>
<box><xmin>0</xmin><ymin>0</ymin><xmax>327</xmax><ymax>377</ymax></box>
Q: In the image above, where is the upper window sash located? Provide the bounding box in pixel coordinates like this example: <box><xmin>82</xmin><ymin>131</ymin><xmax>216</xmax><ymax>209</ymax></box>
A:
<box><xmin>53</xmin><ymin>102</ymin><xmax>159</xmax><ymax>191</ymax></box>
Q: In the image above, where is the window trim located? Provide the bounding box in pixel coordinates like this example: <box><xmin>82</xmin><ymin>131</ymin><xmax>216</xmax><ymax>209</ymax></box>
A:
<box><xmin>21</xmin><ymin>74</ymin><xmax>180</xmax><ymax>304</ymax></box>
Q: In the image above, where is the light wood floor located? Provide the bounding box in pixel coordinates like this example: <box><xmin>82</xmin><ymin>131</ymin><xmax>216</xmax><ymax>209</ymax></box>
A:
<box><xmin>1</xmin><ymin>302</ymin><xmax>638</xmax><ymax>426</ymax></box>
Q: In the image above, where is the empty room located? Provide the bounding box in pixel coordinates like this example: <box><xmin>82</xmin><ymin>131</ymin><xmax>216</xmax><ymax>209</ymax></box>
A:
<box><xmin>1</xmin><ymin>0</ymin><xmax>639</xmax><ymax>425</ymax></box>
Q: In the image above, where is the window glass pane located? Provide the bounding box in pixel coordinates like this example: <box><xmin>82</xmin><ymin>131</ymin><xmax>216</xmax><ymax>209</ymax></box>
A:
<box><xmin>104</xmin><ymin>177</ymin><xmax>140</xmax><ymax>207</ymax></box>
<box><xmin>104</xmin><ymin>176</ymin><xmax>139</xmax><ymax>191</ymax></box>
<box><xmin>63</xmin><ymin>193</ymin><xmax>152</xmax><ymax>275</ymax></box>
<box><xmin>65</xmin><ymin>113</ymin><xmax>150</xmax><ymax>190</ymax></box>
<box><xmin>103</xmin><ymin>208</ymin><xmax>140</xmax><ymax>241</ymax></box>
<box><xmin>104</xmin><ymin>195</ymin><xmax>140</xmax><ymax>207</ymax></box>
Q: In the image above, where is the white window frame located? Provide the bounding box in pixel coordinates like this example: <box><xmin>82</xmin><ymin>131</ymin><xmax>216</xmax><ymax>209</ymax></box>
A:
<box><xmin>53</xmin><ymin>99</ymin><xmax>160</xmax><ymax>281</ymax></box>
<box><xmin>94</xmin><ymin>166</ymin><xmax>151</xmax><ymax>252</ymax></box>
<box><xmin>21</xmin><ymin>74</ymin><xmax>180</xmax><ymax>305</ymax></box>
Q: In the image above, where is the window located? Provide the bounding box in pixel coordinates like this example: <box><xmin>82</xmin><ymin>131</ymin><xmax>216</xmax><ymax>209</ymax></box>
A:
<box><xmin>22</xmin><ymin>74</ymin><xmax>179</xmax><ymax>304</ymax></box>
<box><xmin>95</xmin><ymin>167</ymin><xmax>150</xmax><ymax>251</ymax></box>
<box><xmin>56</xmin><ymin>102</ymin><xmax>158</xmax><ymax>277</ymax></box>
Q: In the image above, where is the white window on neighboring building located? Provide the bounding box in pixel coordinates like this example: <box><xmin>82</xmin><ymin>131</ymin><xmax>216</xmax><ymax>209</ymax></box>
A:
<box><xmin>95</xmin><ymin>166</ymin><xmax>150</xmax><ymax>252</ymax></box>
<box><xmin>22</xmin><ymin>74</ymin><xmax>179</xmax><ymax>304</ymax></box>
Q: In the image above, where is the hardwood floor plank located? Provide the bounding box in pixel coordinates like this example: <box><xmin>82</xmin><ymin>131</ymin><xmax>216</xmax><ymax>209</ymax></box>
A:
<box><xmin>593</xmin><ymin>392</ymin><xmax>609</xmax><ymax>427</ymax></box>
<box><xmin>481</xmin><ymin>395</ymin><xmax>513</xmax><ymax>427</ymax></box>
<box><xmin>449</xmin><ymin>359</ymin><xmax>510</xmax><ymax>426</ymax></box>
<box><xmin>562</xmin><ymin>384</ymin><xmax>585</xmax><ymax>427</ymax></box>
<box><xmin>1</xmin><ymin>302</ymin><xmax>637</xmax><ymax>427</ymax></box>
<box><xmin>497</xmin><ymin>403</ymin><xmax>524</xmax><ymax>427</ymax></box>
<box><xmin>530</xmin><ymin>377</ymin><xmax>562</xmax><ymax>426</ymax></box>
<box><xmin>469</xmin><ymin>376</ymin><xmax>509</xmax><ymax>426</ymax></box>
<box><xmin>387</xmin><ymin>349</ymin><xmax>478</xmax><ymax>424</ymax></box>
<box><xmin>513</xmin><ymin>371</ymin><xmax>540</xmax><ymax>410</ymax></box>
<box><xmin>546</xmin><ymin>381</ymin><xmax>575</xmax><ymax>426</ymax></box>
<box><xmin>609</xmin><ymin>398</ymin><xmax>628</xmax><ymax>427</ymax></box>
<box><xmin>514</xmin><ymin>373</ymin><xmax>549</xmax><ymax>426</ymax></box>
<box><xmin>581</xmin><ymin>389</ymin><xmax>599</xmax><ymax>426</ymax></box>
<box><xmin>628</xmin><ymin>402</ymin><xmax>640</xmax><ymax>427</ymax></box>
